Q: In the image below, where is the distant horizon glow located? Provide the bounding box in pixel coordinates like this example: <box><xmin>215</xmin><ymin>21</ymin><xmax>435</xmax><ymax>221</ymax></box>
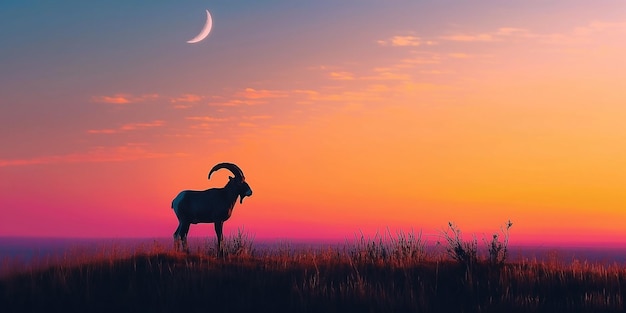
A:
<box><xmin>1</xmin><ymin>235</ymin><xmax>625</xmax><ymax>252</ymax></box>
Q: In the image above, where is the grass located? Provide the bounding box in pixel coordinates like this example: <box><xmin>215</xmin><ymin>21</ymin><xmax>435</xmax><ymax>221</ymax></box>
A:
<box><xmin>1</xmin><ymin>228</ymin><xmax>625</xmax><ymax>313</ymax></box>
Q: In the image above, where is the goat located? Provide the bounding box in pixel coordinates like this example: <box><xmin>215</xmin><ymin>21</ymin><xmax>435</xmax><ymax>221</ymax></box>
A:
<box><xmin>171</xmin><ymin>162</ymin><xmax>252</xmax><ymax>254</ymax></box>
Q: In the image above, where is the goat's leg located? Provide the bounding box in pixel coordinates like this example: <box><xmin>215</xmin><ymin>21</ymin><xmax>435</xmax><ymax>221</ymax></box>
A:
<box><xmin>214</xmin><ymin>221</ymin><xmax>224</xmax><ymax>257</ymax></box>
<box><xmin>180</xmin><ymin>223</ymin><xmax>191</xmax><ymax>253</ymax></box>
<box><xmin>173</xmin><ymin>223</ymin><xmax>182</xmax><ymax>251</ymax></box>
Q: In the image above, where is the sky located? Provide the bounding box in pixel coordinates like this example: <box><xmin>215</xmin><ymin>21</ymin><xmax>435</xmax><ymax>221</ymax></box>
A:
<box><xmin>1</xmin><ymin>0</ymin><xmax>625</xmax><ymax>246</ymax></box>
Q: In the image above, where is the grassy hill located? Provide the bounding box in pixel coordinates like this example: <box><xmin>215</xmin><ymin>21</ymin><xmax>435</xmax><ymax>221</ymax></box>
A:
<box><xmin>1</xmin><ymin>231</ymin><xmax>624</xmax><ymax>313</ymax></box>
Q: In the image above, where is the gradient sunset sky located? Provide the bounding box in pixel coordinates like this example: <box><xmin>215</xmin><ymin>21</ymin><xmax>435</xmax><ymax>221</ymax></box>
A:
<box><xmin>1</xmin><ymin>0</ymin><xmax>625</xmax><ymax>245</ymax></box>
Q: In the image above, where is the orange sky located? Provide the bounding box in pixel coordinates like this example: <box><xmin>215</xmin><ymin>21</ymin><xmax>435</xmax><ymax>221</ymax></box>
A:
<box><xmin>1</xmin><ymin>1</ymin><xmax>625</xmax><ymax>246</ymax></box>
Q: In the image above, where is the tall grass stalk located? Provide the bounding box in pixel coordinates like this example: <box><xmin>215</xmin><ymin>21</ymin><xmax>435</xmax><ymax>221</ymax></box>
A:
<box><xmin>348</xmin><ymin>228</ymin><xmax>427</xmax><ymax>266</ymax></box>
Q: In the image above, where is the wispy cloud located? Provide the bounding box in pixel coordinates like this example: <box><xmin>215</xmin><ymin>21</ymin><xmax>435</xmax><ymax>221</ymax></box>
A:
<box><xmin>440</xmin><ymin>33</ymin><xmax>495</xmax><ymax>42</ymax></box>
<box><xmin>377</xmin><ymin>35</ymin><xmax>427</xmax><ymax>47</ymax></box>
<box><xmin>304</xmin><ymin>90</ymin><xmax>385</xmax><ymax>103</ymax></box>
<box><xmin>87</xmin><ymin>120</ymin><xmax>165</xmax><ymax>134</ymax></box>
<box><xmin>399</xmin><ymin>82</ymin><xmax>450</xmax><ymax>93</ymax></box>
<box><xmin>208</xmin><ymin>88</ymin><xmax>288</xmax><ymax>106</ymax></box>
<box><xmin>364</xmin><ymin>84</ymin><xmax>392</xmax><ymax>93</ymax></box>
<box><xmin>189</xmin><ymin>123</ymin><xmax>216</xmax><ymax>130</ymax></box>
<box><xmin>420</xmin><ymin>70</ymin><xmax>448</xmax><ymax>75</ymax></box>
<box><xmin>244</xmin><ymin>115</ymin><xmax>272</xmax><ymax>120</ymax></box>
<box><xmin>293</xmin><ymin>89</ymin><xmax>321</xmax><ymax>97</ymax></box>
<box><xmin>439</xmin><ymin>27</ymin><xmax>539</xmax><ymax>43</ymax></box>
<box><xmin>238</xmin><ymin>88</ymin><xmax>288</xmax><ymax>99</ymax></box>
<box><xmin>120</xmin><ymin>121</ymin><xmax>165</xmax><ymax>131</ymax></box>
<box><xmin>447</xmin><ymin>53</ymin><xmax>472</xmax><ymax>59</ymax></box>
<box><xmin>209</xmin><ymin>99</ymin><xmax>267</xmax><ymax>107</ymax></box>
<box><xmin>496</xmin><ymin>27</ymin><xmax>530</xmax><ymax>36</ymax></box>
<box><xmin>396</xmin><ymin>53</ymin><xmax>442</xmax><ymax>69</ymax></box>
<box><xmin>362</xmin><ymin>68</ymin><xmax>411</xmax><ymax>81</ymax></box>
<box><xmin>292</xmin><ymin>90</ymin><xmax>320</xmax><ymax>104</ymax></box>
<box><xmin>540</xmin><ymin>21</ymin><xmax>626</xmax><ymax>45</ymax></box>
<box><xmin>438</xmin><ymin>24</ymin><xmax>625</xmax><ymax>45</ymax></box>
<box><xmin>170</xmin><ymin>94</ymin><xmax>203</xmax><ymax>103</ymax></box>
<box><xmin>329</xmin><ymin>71</ymin><xmax>355</xmax><ymax>80</ymax></box>
<box><xmin>316</xmin><ymin>64</ymin><xmax>413</xmax><ymax>82</ymax></box>
<box><xmin>575</xmin><ymin>21</ymin><xmax>626</xmax><ymax>34</ymax></box>
<box><xmin>185</xmin><ymin>116</ymin><xmax>230</xmax><ymax>131</ymax></box>
<box><xmin>0</xmin><ymin>144</ymin><xmax>186</xmax><ymax>167</ymax></box>
<box><xmin>91</xmin><ymin>94</ymin><xmax>159</xmax><ymax>104</ymax></box>
<box><xmin>170</xmin><ymin>94</ymin><xmax>204</xmax><ymax>109</ymax></box>
<box><xmin>186</xmin><ymin>116</ymin><xmax>229</xmax><ymax>122</ymax></box>
<box><xmin>86</xmin><ymin>129</ymin><xmax>118</xmax><ymax>134</ymax></box>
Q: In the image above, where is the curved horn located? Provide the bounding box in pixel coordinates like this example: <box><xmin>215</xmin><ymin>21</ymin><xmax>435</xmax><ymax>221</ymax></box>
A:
<box><xmin>208</xmin><ymin>162</ymin><xmax>245</xmax><ymax>180</ymax></box>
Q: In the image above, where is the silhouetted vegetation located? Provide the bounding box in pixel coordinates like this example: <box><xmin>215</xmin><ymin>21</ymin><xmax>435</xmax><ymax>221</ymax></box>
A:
<box><xmin>440</xmin><ymin>221</ymin><xmax>479</xmax><ymax>268</ymax></box>
<box><xmin>486</xmin><ymin>220</ymin><xmax>513</xmax><ymax>266</ymax></box>
<box><xmin>440</xmin><ymin>220</ymin><xmax>513</xmax><ymax>269</ymax></box>
<box><xmin>1</xmin><ymin>226</ymin><xmax>624</xmax><ymax>313</ymax></box>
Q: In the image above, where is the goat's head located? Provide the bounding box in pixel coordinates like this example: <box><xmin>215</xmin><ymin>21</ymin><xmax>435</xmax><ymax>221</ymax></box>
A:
<box><xmin>208</xmin><ymin>162</ymin><xmax>253</xmax><ymax>204</ymax></box>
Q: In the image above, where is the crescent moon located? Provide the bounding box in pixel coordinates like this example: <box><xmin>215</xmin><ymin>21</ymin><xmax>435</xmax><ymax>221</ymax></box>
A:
<box><xmin>187</xmin><ymin>10</ymin><xmax>213</xmax><ymax>44</ymax></box>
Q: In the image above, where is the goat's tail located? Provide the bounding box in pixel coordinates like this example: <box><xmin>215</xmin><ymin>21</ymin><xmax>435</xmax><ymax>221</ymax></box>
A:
<box><xmin>171</xmin><ymin>191</ymin><xmax>186</xmax><ymax>215</ymax></box>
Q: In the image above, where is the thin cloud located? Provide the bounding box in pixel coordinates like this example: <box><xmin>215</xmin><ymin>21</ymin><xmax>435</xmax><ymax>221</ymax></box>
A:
<box><xmin>378</xmin><ymin>35</ymin><xmax>423</xmax><ymax>47</ymax></box>
<box><xmin>304</xmin><ymin>90</ymin><xmax>385</xmax><ymax>103</ymax></box>
<box><xmin>440</xmin><ymin>33</ymin><xmax>495</xmax><ymax>42</ymax></box>
<box><xmin>329</xmin><ymin>71</ymin><xmax>355</xmax><ymax>80</ymax></box>
<box><xmin>540</xmin><ymin>21</ymin><xmax>626</xmax><ymax>45</ymax></box>
<box><xmin>208</xmin><ymin>99</ymin><xmax>267</xmax><ymax>106</ymax></box>
<box><xmin>399</xmin><ymin>82</ymin><xmax>450</xmax><ymax>93</ymax></box>
<box><xmin>170</xmin><ymin>94</ymin><xmax>204</xmax><ymax>109</ymax></box>
<box><xmin>321</xmin><ymin>65</ymin><xmax>411</xmax><ymax>82</ymax></box>
<box><xmin>439</xmin><ymin>27</ymin><xmax>533</xmax><ymax>42</ymax></box>
<box><xmin>420</xmin><ymin>70</ymin><xmax>448</xmax><ymax>75</ymax></box>
<box><xmin>189</xmin><ymin>123</ymin><xmax>215</xmax><ymax>130</ymax></box>
<box><xmin>362</xmin><ymin>68</ymin><xmax>411</xmax><ymax>81</ymax></box>
<box><xmin>293</xmin><ymin>89</ymin><xmax>321</xmax><ymax>97</ymax></box>
<box><xmin>88</xmin><ymin>120</ymin><xmax>165</xmax><ymax>134</ymax></box>
<box><xmin>270</xmin><ymin>124</ymin><xmax>296</xmax><ymax>130</ymax></box>
<box><xmin>208</xmin><ymin>88</ymin><xmax>288</xmax><ymax>107</ymax></box>
<box><xmin>170</xmin><ymin>94</ymin><xmax>204</xmax><ymax>103</ymax></box>
<box><xmin>186</xmin><ymin>116</ymin><xmax>229</xmax><ymax>131</ymax></box>
<box><xmin>292</xmin><ymin>90</ymin><xmax>320</xmax><ymax>104</ymax></box>
<box><xmin>572</xmin><ymin>21</ymin><xmax>626</xmax><ymax>36</ymax></box>
<box><xmin>365</xmin><ymin>84</ymin><xmax>392</xmax><ymax>93</ymax></box>
<box><xmin>496</xmin><ymin>27</ymin><xmax>529</xmax><ymax>36</ymax></box>
<box><xmin>87</xmin><ymin>129</ymin><xmax>117</xmax><ymax>134</ymax></box>
<box><xmin>186</xmin><ymin>116</ymin><xmax>229</xmax><ymax>122</ymax></box>
<box><xmin>120</xmin><ymin>120</ymin><xmax>165</xmax><ymax>131</ymax></box>
<box><xmin>305</xmin><ymin>65</ymin><xmax>340</xmax><ymax>72</ymax></box>
<box><xmin>396</xmin><ymin>54</ymin><xmax>442</xmax><ymax>69</ymax></box>
<box><xmin>239</xmin><ymin>88</ymin><xmax>288</xmax><ymax>99</ymax></box>
<box><xmin>440</xmin><ymin>27</ymin><xmax>553</xmax><ymax>43</ymax></box>
<box><xmin>447</xmin><ymin>53</ymin><xmax>472</xmax><ymax>59</ymax></box>
<box><xmin>244</xmin><ymin>115</ymin><xmax>272</xmax><ymax>120</ymax></box>
<box><xmin>0</xmin><ymin>144</ymin><xmax>186</xmax><ymax>167</ymax></box>
<box><xmin>91</xmin><ymin>93</ymin><xmax>159</xmax><ymax>104</ymax></box>
<box><xmin>300</xmin><ymin>66</ymin><xmax>416</xmax><ymax>104</ymax></box>
<box><xmin>173</xmin><ymin>104</ymin><xmax>193</xmax><ymax>109</ymax></box>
